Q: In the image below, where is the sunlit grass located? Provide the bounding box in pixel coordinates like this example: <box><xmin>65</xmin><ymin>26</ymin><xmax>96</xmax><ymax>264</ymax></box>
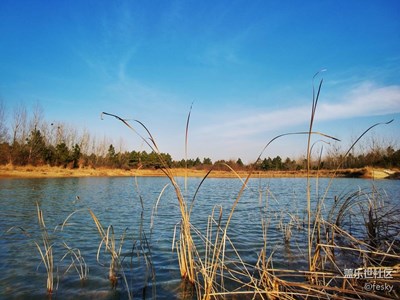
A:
<box><xmin>100</xmin><ymin>79</ymin><xmax>398</xmax><ymax>299</ymax></box>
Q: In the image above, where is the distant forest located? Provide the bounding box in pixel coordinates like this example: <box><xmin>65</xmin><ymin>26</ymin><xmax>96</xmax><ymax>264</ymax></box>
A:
<box><xmin>0</xmin><ymin>102</ymin><xmax>399</xmax><ymax>170</ymax></box>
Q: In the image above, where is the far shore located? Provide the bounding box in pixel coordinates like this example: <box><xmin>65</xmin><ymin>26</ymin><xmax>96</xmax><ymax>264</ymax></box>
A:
<box><xmin>1</xmin><ymin>165</ymin><xmax>399</xmax><ymax>180</ymax></box>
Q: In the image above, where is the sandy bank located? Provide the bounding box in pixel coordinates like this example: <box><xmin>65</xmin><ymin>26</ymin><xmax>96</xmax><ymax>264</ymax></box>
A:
<box><xmin>0</xmin><ymin>165</ymin><xmax>398</xmax><ymax>179</ymax></box>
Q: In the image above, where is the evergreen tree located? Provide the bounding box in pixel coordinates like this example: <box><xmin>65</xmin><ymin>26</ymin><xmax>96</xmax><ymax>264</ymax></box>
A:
<box><xmin>71</xmin><ymin>144</ymin><xmax>81</xmax><ymax>168</ymax></box>
<box><xmin>128</xmin><ymin>150</ymin><xmax>141</xmax><ymax>168</ymax></box>
<box><xmin>55</xmin><ymin>142</ymin><xmax>70</xmax><ymax>167</ymax></box>
<box><xmin>26</xmin><ymin>129</ymin><xmax>47</xmax><ymax>165</ymax></box>
<box><xmin>203</xmin><ymin>157</ymin><xmax>212</xmax><ymax>165</ymax></box>
<box><xmin>272</xmin><ymin>156</ymin><xmax>282</xmax><ymax>170</ymax></box>
<box><xmin>107</xmin><ymin>144</ymin><xmax>117</xmax><ymax>167</ymax></box>
<box><xmin>236</xmin><ymin>158</ymin><xmax>244</xmax><ymax>167</ymax></box>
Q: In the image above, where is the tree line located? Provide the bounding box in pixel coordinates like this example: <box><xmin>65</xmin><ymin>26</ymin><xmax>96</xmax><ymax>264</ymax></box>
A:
<box><xmin>0</xmin><ymin>101</ymin><xmax>399</xmax><ymax>170</ymax></box>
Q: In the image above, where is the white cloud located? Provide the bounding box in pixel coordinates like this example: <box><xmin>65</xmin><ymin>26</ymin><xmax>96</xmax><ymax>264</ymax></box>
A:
<box><xmin>317</xmin><ymin>82</ymin><xmax>400</xmax><ymax>120</ymax></box>
<box><xmin>196</xmin><ymin>82</ymin><xmax>400</xmax><ymax>139</ymax></box>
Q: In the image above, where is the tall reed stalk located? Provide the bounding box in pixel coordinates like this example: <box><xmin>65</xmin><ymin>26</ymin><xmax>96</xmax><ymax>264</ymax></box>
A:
<box><xmin>306</xmin><ymin>71</ymin><xmax>324</xmax><ymax>273</ymax></box>
<box><xmin>61</xmin><ymin>242</ymin><xmax>88</xmax><ymax>281</ymax></box>
<box><xmin>35</xmin><ymin>202</ymin><xmax>55</xmax><ymax>294</ymax></box>
<box><xmin>100</xmin><ymin>75</ymin><xmax>398</xmax><ymax>299</ymax></box>
<box><xmin>88</xmin><ymin>209</ymin><xmax>130</xmax><ymax>291</ymax></box>
<box><xmin>101</xmin><ymin>111</ymin><xmax>197</xmax><ymax>284</ymax></box>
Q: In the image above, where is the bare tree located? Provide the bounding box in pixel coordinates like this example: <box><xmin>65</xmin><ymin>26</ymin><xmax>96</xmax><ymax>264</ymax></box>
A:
<box><xmin>9</xmin><ymin>102</ymin><xmax>28</xmax><ymax>164</ymax></box>
<box><xmin>0</xmin><ymin>99</ymin><xmax>8</xmax><ymax>143</ymax></box>
<box><xmin>49</xmin><ymin>121</ymin><xmax>64</xmax><ymax>146</ymax></box>
<box><xmin>0</xmin><ymin>100</ymin><xmax>10</xmax><ymax>165</ymax></box>
<box><xmin>39</xmin><ymin>120</ymin><xmax>52</xmax><ymax>146</ymax></box>
<box><xmin>29</xmin><ymin>101</ymin><xmax>44</xmax><ymax>132</ymax></box>
<box><xmin>11</xmin><ymin>102</ymin><xmax>28</xmax><ymax>145</ymax></box>
<box><xmin>324</xmin><ymin>141</ymin><xmax>343</xmax><ymax>169</ymax></box>
<box><xmin>65</xmin><ymin>126</ymin><xmax>78</xmax><ymax>150</ymax></box>
<box><xmin>79</xmin><ymin>128</ymin><xmax>91</xmax><ymax>155</ymax></box>
<box><xmin>50</xmin><ymin>122</ymin><xmax>75</xmax><ymax>147</ymax></box>
<box><xmin>26</xmin><ymin>102</ymin><xmax>45</xmax><ymax>164</ymax></box>
<box><xmin>89</xmin><ymin>135</ymin><xmax>98</xmax><ymax>156</ymax></box>
<box><xmin>97</xmin><ymin>135</ymin><xmax>110</xmax><ymax>158</ymax></box>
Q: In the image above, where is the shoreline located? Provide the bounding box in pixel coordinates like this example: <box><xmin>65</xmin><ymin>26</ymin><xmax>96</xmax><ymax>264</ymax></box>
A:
<box><xmin>0</xmin><ymin>165</ymin><xmax>398</xmax><ymax>180</ymax></box>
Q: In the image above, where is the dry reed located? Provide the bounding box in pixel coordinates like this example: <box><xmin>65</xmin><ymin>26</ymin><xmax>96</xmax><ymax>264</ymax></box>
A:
<box><xmin>6</xmin><ymin>202</ymin><xmax>56</xmax><ymax>295</ymax></box>
<box><xmin>96</xmin><ymin>76</ymin><xmax>398</xmax><ymax>299</ymax></box>
<box><xmin>35</xmin><ymin>202</ymin><xmax>55</xmax><ymax>294</ymax></box>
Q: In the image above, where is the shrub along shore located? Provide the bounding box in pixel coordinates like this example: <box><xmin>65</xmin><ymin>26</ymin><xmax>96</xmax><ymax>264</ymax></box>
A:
<box><xmin>1</xmin><ymin>164</ymin><xmax>399</xmax><ymax>179</ymax></box>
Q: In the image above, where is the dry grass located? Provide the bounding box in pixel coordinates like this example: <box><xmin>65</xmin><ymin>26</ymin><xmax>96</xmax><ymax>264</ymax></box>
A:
<box><xmin>4</xmin><ymin>76</ymin><xmax>398</xmax><ymax>299</ymax></box>
<box><xmin>101</xmin><ymin>111</ymin><xmax>199</xmax><ymax>284</ymax></box>
<box><xmin>99</xmin><ymin>85</ymin><xmax>398</xmax><ymax>299</ymax></box>
<box><xmin>87</xmin><ymin>208</ymin><xmax>137</xmax><ymax>300</ymax></box>
<box><xmin>1</xmin><ymin>164</ymin><xmax>397</xmax><ymax>179</ymax></box>
<box><xmin>61</xmin><ymin>242</ymin><xmax>88</xmax><ymax>281</ymax></box>
<box><xmin>35</xmin><ymin>202</ymin><xmax>55</xmax><ymax>294</ymax></box>
<box><xmin>6</xmin><ymin>203</ymin><xmax>56</xmax><ymax>295</ymax></box>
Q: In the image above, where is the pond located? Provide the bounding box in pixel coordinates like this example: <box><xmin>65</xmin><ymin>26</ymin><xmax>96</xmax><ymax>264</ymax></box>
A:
<box><xmin>0</xmin><ymin>176</ymin><xmax>399</xmax><ymax>299</ymax></box>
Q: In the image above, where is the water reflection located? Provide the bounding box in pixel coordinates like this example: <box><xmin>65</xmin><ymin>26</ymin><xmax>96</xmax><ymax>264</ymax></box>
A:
<box><xmin>0</xmin><ymin>177</ymin><xmax>398</xmax><ymax>299</ymax></box>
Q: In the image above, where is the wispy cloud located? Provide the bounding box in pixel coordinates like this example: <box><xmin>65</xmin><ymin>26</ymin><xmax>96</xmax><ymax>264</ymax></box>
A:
<box><xmin>318</xmin><ymin>82</ymin><xmax>400</xmax><ymax>119</ymax></box>
<box><xmin>197</xmin><ymin>82</ymin><xmax>400</xmax><ymax>138</ymax></box>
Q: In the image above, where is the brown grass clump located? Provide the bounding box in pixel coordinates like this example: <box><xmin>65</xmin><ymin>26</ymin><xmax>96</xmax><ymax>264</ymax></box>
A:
<box><xmin>6</xmin><ymin>203</ymin><xmax>55</xmax><ymax>295</ymax></box>
<box><xmin>101</xmin><ymin>111</ymin><xmax>198</xmax><ymax>285</ymax></box>
<box><xmin>101</xmin><ymin>72</ymin><xmax>398</xmax><ymax>299</ymax></box>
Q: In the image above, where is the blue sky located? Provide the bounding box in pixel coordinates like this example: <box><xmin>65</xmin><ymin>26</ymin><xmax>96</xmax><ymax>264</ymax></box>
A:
<box><xmin>1</xmin><ymin>0</ymin><xmax>399</xmax><ymax>162</ymax></box>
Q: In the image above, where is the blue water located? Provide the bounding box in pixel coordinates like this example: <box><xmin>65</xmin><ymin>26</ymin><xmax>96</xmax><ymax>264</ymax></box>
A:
<box><xmin>0</xmin><ymin>176</ymin><xmax>398</xmax><ymax>299</ymax></box>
